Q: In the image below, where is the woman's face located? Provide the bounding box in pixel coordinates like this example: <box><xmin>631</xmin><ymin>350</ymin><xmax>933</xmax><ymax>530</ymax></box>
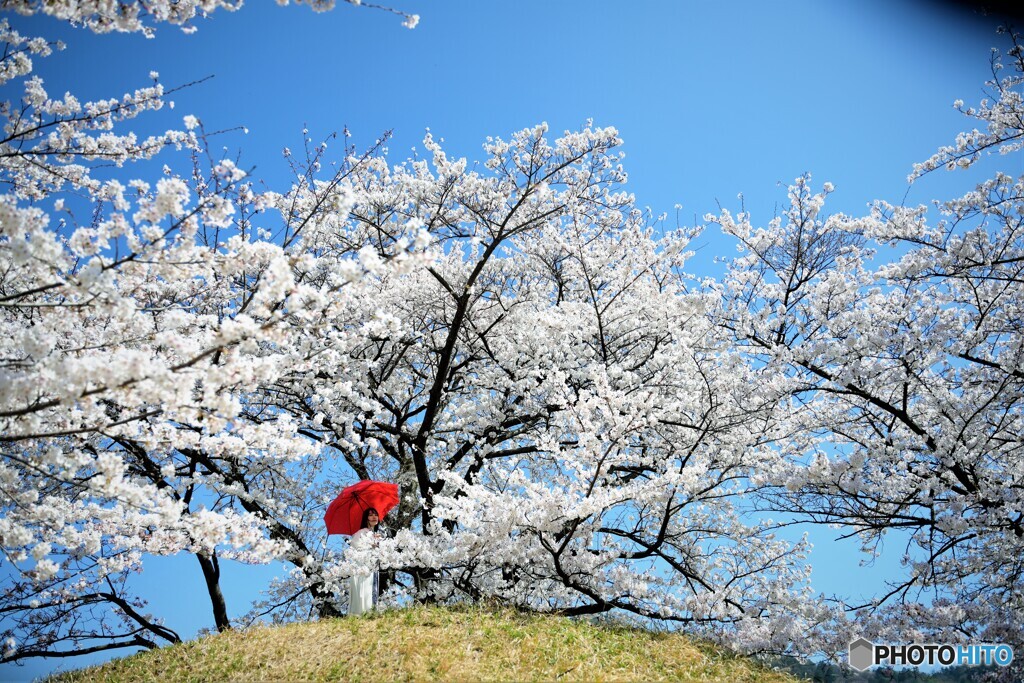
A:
<box><xmin>367</xmin><ymin>510</ymin><xmax>379</xmax><ymax>527</ymax></box>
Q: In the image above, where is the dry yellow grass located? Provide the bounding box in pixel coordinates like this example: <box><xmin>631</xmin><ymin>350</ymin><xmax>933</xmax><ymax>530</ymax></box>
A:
<box><xmin>49</xmin><ymin>605</ymin><xmax>800</xmax><ymax>682</ymax></box>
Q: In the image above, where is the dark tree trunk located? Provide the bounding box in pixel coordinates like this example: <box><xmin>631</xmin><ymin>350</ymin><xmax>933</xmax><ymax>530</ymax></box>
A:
<box><xmin>196</xmin><ymin>551</ymin><xmax>231</xmax><ymax>632</ymax></box>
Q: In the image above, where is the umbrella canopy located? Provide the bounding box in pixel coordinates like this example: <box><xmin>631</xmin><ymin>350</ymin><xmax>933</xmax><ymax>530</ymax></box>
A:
<box><xmin>324</xmin><ymin>480</ymin><xmax>399</xmax><ymax>536</ymax></box>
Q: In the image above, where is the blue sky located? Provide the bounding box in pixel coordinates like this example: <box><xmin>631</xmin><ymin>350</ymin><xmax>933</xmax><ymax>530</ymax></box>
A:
<box><xmin>20</xmin><ymin>0</ymin><xmax>1011</xmax><ymax>234</ymax></box>
<box><xmin>1</xmin><ymin>1</ymin><xmax>1016</xmax><ymax>679</ymax></box>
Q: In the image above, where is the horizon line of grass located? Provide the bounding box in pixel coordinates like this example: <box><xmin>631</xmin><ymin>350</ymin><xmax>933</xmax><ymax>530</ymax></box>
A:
<box><xmin>48</xmin><ymin>603</ymin><xmax>801</xmax><ymax>682</ymax></box>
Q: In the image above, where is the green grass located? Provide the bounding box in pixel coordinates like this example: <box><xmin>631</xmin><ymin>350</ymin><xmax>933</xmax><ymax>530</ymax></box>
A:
<box><xmin>49</xmin><ymin>605</ymin><xmax>801</xmax><ymax>682</ymax></box>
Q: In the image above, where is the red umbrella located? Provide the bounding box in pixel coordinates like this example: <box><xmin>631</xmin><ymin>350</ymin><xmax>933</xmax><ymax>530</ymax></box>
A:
<box><xmin>324</xmin><ymin>480</ymin><xmax>399</xmax><ymax>536</ymax></box>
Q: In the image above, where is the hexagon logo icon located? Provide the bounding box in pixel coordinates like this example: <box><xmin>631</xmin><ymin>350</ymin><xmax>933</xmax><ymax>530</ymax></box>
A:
<box><xmin>849</xmin><ymin>637</ymin><xmax>875</xmax><ymax>672</ymax></box>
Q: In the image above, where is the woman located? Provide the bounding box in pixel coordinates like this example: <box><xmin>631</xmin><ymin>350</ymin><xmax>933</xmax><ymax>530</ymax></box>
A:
<box><xmin>348</xmin><ymin>507</ymin><xmax>387</xmax><ymax>616</ymax></box>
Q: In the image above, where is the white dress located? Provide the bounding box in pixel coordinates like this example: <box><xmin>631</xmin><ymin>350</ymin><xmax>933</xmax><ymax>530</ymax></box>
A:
<box><xmin>347</xmin><ymin>528</ymin><xmax>378</xmax><ymax>616</ymax></box>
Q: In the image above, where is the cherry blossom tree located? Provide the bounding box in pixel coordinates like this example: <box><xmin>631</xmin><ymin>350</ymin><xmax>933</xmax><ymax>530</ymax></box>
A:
<box><xmin>0</xmin><ymin>16</ymin><xmax>831</xmax><ymax>656</ymax></box>
<box><xmin>7</xmin><ymin>0</ymin><xmax>1021</xmax><ymax>673</ymax></box>
<box><xmin>248</xmin><ymin>123</ymin><xmax>833</xmax><ymax>653</ymax></box>
<box><xmin>710</xmin><ymin>30</ymin><xmax>1024</xmax><ymax>667</ymax></box>
<box><xmin>0</xmin><ymin>4</ymin><xmax>424</xmax><ymax>662</ymax></box>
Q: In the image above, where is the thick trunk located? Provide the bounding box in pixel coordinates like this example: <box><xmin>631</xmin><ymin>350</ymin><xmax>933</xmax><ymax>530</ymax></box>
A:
<box><xmin>310</xmin><ymin>579</ymin><xmax>343</xmax><ymax>618</ymax></box>
<box><xmin>196</xmin><ymin>551</ymin><xmax>231</xmax><ymax>632</ymax></box>
<box><xmin>411</xmin><ymin>566</ymin><xmax>440</xmax><ymax>604</ymax></box>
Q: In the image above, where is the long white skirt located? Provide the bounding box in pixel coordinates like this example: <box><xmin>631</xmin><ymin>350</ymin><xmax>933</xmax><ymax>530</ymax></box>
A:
<box><xmin>348</xmin><ymin>572</ymin><xmax>376</xmax><ymax>616</ymax></box>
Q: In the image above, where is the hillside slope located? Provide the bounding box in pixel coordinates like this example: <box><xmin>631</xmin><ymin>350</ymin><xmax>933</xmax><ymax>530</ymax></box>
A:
<box><xmin>50</xmin><ymin>605</ymin><xmax>800</xmax><ymax>682</ymax></box>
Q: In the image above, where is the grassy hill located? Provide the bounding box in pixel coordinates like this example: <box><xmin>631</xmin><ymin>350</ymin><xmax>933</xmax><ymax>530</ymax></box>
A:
<box><xmin>50</xmin><ymin>605</ymin><xmax>801</xmax><ymax>682</ymax></box>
